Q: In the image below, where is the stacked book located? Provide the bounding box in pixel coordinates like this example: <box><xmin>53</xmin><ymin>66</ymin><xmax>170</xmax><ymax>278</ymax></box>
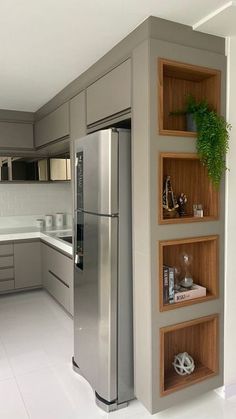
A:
<box><xmin>163</xmin><ymin>265</ymin><xmax>206</xmax><ymax>305</ymax></box>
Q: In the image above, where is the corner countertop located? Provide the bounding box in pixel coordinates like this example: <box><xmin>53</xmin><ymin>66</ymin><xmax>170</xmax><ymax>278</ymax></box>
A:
<box><xmin>0</xmin><ymin>226</ymin><xmax>73</xmax><ymax>257</ymax></box>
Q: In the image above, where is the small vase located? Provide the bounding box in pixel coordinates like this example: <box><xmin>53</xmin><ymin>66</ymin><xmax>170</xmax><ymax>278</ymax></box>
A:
<box><xmin>186</xmin><ymin>113</ymin><xmax>197</xmax><ymax>132</ymax></box>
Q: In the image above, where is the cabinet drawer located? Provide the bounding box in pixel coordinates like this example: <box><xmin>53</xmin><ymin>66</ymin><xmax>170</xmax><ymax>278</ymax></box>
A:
<box><xmin>0</xmin><ymin>256</ymin><xmax>14</xmax><ymax>268</ymax></box>
<box><xmin>0</xmin><ymin>244</ymin><xmax>13</xmax><ymax>256</ymax></box>
<box><xmin>0</xmin><ymin>268</ymin><xmax>14</xmax><ymax>281</ymax></box>
<box><xmin>46</xmin><ymin>246</ymin><xmax>72</xmax><ymax>288</ymax></box>
<box><xmin>0</xmin><ymin>280</ymin><xmax>14</xmax><ymax>292</ymax></box>
<box><xmin>86</xmin><ymin>59</ymin><xmax>131</xmax><ymax>125</ymax></box>
<box><xmin>48</xmin><ymin>269</ymin><xmax>70</xmax><ymax>311</ymax></box>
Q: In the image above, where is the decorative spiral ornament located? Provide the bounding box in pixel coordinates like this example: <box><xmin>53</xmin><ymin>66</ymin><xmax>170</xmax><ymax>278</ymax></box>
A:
<box><xmin>172</xmin><ymin>352</ymin><xmax>195</xmax><ymax>376</ymax></box>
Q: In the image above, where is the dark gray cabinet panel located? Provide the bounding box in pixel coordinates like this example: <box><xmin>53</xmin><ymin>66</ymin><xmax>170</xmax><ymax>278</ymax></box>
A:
<box><xmin>34</xmin><ymin>102</ymin><xmax>69</xmax><ymax>147</ymax></box>
<box><xmin>41</xmin><ymin>242</ymin><xmax>73</xmax><ymax>315</ymax></box>
<box><xmin>86</xmin><ymin>59</ymin><xmax>131</xmax><ymax>125</ymax></box>
<box><xmin>0</xmin><ymin>243</ymin><xmax>15</xmax><ymax>292</ymax></box>
<box><xmin>14</xmin><ymin>241</ymin><xmax>42</xmax><ymax>289</ymax></box>
<box><xmin>0</xmin><ymin>122</ymin><xmax>34</xmax><ymax>149</ymax></box>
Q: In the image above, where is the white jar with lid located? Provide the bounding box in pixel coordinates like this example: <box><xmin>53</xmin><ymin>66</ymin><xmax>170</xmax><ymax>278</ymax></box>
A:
<box><xmin>55</xmin><ymin>213</ymin><xmax>64</xmax><ymax>228</ymax></box>
<box><xmin>45</xmin><ymin>214</ymin><xmax>53</xmax><ymax>229</ymax></box>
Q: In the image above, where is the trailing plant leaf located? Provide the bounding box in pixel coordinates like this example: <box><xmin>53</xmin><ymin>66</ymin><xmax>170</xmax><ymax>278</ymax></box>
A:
<box><xmin>194</xmin><ymin>108</ymin><xmax>230</xmax><ymax>188</ymax></box>
<box><xmin>170</xmin><ymin>95</ymin><xmax>231</xmax><ymax>187</ymax></box>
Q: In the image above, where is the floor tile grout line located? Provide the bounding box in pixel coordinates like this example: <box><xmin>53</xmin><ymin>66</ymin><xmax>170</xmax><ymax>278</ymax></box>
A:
<box><xmin>14</xmin><ymin>375</ymin><xmax>31</xmax><ymax>419</ymax></box>
<box><xmin>1</xmin><ymin>339</ymin><xmax>31</xmax><ymax>418</ymax></box>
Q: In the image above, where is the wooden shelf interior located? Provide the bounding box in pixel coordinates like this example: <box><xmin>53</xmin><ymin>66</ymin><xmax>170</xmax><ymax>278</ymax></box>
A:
<box><xmin>160</xmin><ymin>315</ymin><xmax>219</xmax><ymax>396</ymax></box>
<box><xmin>158</xmin><ymin>58</ymin><xmax>221</xmax><ymax>134</ymax></box>
<box><xmin>159</xmin><ymin>236</ymin><xmax>218</xmax><ymax>310</ymax></box>
<box><xmin>159</xmin><ymin>153</ymin><xmax>218</xmax><ymax>223</ymax></box>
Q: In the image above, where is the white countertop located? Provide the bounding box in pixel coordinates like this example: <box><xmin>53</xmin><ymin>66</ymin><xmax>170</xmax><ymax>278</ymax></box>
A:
<box><xmin>0</xmin><ymin>226</ymin><xmax>73</xmax><ymax>256</ymax></box>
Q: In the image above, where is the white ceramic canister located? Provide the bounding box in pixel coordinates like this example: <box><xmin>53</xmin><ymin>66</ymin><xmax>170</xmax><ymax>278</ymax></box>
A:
<box><xmin>36</xmin><ymin>219</ymin><xmax>44</xmax><ymax>230</ymax></box>
<box><xmin>55</xmin><ymin>213</ymin><xmax>64</xmax><ymax>228</ymax></box>
<box><xmin>45</xmin><ymin>214</ymin><xmax>53</xmax><ymax>229</ymax></box>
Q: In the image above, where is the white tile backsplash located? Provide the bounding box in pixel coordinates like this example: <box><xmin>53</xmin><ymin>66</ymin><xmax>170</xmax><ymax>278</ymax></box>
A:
<box><xmin>0</xmin><ymin>183</ymin><xmax>72</xmax><ymax>221</ymax></box>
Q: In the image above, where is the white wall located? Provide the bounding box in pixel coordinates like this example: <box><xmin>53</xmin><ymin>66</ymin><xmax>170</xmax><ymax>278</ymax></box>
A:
<box><xmin>225</xmin><ymin>36</ymin><xmax>236</xmax><ymax>394</ymax></box>
<box><xmin>0</xmin><ymin>182</ymin><xmax>72</xmax><ymax>223</ymax></box>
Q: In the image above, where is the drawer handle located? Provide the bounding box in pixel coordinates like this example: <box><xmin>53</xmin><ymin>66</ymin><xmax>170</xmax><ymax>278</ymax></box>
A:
<box><xmin>0</xmin><ymin>278</ymin><xmax>14</xmax><ymax>283</ymax></box>
<box><xmin>48</xmin><ymin>270</ymin><xmax>69</xmax><ymax>288</ymax></box>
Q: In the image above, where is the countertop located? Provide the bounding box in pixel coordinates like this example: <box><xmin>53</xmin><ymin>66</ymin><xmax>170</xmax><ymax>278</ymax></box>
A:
<box><xmin>0</xmin><ymin>226</ymin><xmax>73</xmax><ymax>256</ymax></box>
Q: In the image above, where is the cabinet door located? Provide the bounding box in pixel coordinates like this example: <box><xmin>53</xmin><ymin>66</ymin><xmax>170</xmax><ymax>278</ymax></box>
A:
<box><xmin>14</xmin><ymin>241</ymin><xmax>42</xmax><ymax>289</ymax></box>
<box><xmin>0</xmin><ymin>122</ymin><xmax>34</xmax><ymax>149</ymax></box>
<box><xmin>86</xmin><ymin>59</ymin><xmax>131</xmax><ymax>125</ymax></box>
<box><xmin>34</xmin><ymin>102</ymin><xmax>69</xmax><ymax>147</ymax></box>
<box><xmin>42</xmin><ymin>242</ymin><xmax>50</xmax><ymax>291</ymax></box>
<box><xmin>41</xmin><ymin>242</ymin><xmax>73</xmax><ymax>315</ymax></box>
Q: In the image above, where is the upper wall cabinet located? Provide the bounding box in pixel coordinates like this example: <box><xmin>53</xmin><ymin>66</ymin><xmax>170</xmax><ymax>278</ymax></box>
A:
<box><xmin>34</xmin><ymin>102</ymin><xmax>70</xmax><ymax>148</ymax></box>
<box><xmin>86</xmin><ymin>59</ymin><xmax>131</xmax><ymax>126</ymax></box>
<box><xmin>0</xmin><ymin>122</ymin><xmax>34</xmax><ymax>150</ymax></box>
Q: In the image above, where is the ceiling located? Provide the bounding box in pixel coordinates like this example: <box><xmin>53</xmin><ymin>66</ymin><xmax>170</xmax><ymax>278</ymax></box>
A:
<box><xmin>0</xmin><ymin>0</ymin><xmax>231</xmax><ymax>112</ymax></box>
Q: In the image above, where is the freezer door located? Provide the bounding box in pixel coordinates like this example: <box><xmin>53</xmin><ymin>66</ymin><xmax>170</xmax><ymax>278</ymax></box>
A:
<box><xmin>74</xmin><ymin>211</ymin><xmax>118</xmax><ymax>402</ymax></box>
<box><xmin>75</xmin><ymin>129</ymin><xmax>118</xmax><ymax>215</ymax></box>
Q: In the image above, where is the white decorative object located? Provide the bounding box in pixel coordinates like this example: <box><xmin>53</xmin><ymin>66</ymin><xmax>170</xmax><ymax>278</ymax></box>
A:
<box><xmin>55</xmin><ymin>213</ymin><xmax>64</xmax><ymax>228</ymax></box>
<box><xmin>45</xmin><ymin>214</ymin><xmax>53</xmax><ymax>229</ymax></box>
<box><xmin>172</xmin><ymin>352</ymin><xmax>195</xmax><ymax>376</ymax></box>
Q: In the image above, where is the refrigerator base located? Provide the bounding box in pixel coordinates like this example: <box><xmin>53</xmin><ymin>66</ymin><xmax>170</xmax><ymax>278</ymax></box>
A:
<box><xmin>72</xmin><ymin>358</ymin><xmax>129</xmax><ymax>412</ymax></box>
<box><xmin>95</xmin><ymin>392</ymin><xmax>128</xmax><ymax>412</ymax></box>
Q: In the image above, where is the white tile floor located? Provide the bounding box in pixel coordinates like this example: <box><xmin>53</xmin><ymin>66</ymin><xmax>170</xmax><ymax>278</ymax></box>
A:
<box><xmin>0</xmin><ymin>290</ymin><xmax>236</xmax><ymax>419</ymax></box>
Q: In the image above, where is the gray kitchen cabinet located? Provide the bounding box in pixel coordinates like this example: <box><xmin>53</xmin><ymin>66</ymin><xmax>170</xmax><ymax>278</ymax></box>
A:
<box><xmin>14</xmin><ymin>241</ymin><xmax>42</xmax><ymax>289</ymax></box>
<box><xmin>0</xmin><ymin>243</ymin><xmax>14</xmax><ymax>292</ymax></box>
<box><xmin>34</xmin><ymin>102</ymin><xmax>69</xmax><ymax>147</ymax></box>
<box><xmin>41</xmin><ymin>242</ymin><xmax>73</xmax><ymax>315</ymax></box>
<box><xmin>0</xmin><ymin>121</ymin><xmax>34</xmax><ymax>149</ymax></box>
<box><xmin>86</xmin><ymin>59</ymin><xmax>131</xmax><ymax>125</ymax></box>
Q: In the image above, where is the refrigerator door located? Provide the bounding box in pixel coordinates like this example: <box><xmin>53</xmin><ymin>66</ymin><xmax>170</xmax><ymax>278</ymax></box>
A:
<box><xmin>74</xmin><ymin>210</ymin><xmax>118</xmax><ymax>402</ymax></box>
<box><xmin>75</xmin><ymin>129</ymin><xmax>118</xmax><ymax>215</ymax></box>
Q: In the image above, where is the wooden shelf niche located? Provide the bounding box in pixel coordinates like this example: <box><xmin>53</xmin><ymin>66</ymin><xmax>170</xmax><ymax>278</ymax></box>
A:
<box><xmin>158</xmin><ymin>58</ymin><xmax>221</xmax><ymax>136</ymax></box>
<box><xmin>159</xmin><ymin>153</ymin><xmax>219</xmax><ymax>224</ymax></box>
<box><xmin>159</xmin><ymin>235</ymin><xmax>219</xmax><ymax>311</ymax></box>
<box><xmin>160</xmin><ymin>314</ymin><xmax>219</xmax><ymax>396</ymax></box>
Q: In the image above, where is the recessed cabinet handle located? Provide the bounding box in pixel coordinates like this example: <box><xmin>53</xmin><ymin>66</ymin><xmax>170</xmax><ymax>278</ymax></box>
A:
<box><xmin>48</xmin><ymin>270</ymin><xmax>69</xmax><ymax>288</ymax></box>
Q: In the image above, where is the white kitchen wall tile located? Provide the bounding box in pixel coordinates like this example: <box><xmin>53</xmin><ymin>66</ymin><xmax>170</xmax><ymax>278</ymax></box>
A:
<box><xmin>0</xmin><ymin>182</ymin><xmax>72</xmax><ymax>217</ymax></box>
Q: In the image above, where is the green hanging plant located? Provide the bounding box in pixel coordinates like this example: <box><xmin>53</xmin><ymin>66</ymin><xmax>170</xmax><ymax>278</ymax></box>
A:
<box><xmin>170</xmin><ymin>95</ymin><xmax>231</xmax><ymax>188</ymax></box>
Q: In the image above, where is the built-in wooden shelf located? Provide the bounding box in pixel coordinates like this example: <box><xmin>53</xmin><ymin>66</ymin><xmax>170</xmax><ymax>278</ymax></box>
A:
<box><xmin>158</xmin><ymin>58</ymin><xmax>221</xmax><ymax>136</ymax></box>
<box><xmin>159</xmin><ymin>153</ymin><xmax>219</xmax><ymax>224</ymax></box>
<box><xmin>159</xmin><ymin>235</ymin><xmax>219</xmax><ymax>311</ymax></box>
<box><xmin>160</xmin><ymin>314</ymin><xmax>219</xmax><ymax>396</ymax></box>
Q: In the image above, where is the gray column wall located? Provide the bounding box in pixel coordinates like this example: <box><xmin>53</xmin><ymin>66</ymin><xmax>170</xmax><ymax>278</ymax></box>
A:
<box><xmin>132</xmin><ymin>35</ymin><xmax>226</xmax><ymax>414</ymax></box>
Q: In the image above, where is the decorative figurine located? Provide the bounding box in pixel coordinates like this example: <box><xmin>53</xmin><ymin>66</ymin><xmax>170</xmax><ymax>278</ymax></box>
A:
<box><xmin>162</xmin><ymin>176</ymin><xmax>179</xmax><ymax>218</ymax></box>
<box><xmin>177</xmin><ymin>193</ymin><xmax>187</xmax><ymax>217</ymax></box>
<box><xmin>179</xmin><ymin>252</ymin><xmax>193</xmax><ymax>288</ymax></box>
<box><xmin>173</xmin><ymin>352</ymin><xmax>195</xmax><ymax>376</ymax></box>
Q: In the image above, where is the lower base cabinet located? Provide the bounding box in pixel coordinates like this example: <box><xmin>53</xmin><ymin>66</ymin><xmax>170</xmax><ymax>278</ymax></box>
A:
<box><xmin>14</xmin><ymin>241</ymin><xmax>42</xmax><ymax>289</ymax></box>
<box><xmin>42</xmin><ymin>242</ymin><xmax>73</xmax><ymax>315</ymax></box>
<box><xmin>0</xmin><ymin>239</ymin><xmax>73</xmax><ymax>316</ymax></box>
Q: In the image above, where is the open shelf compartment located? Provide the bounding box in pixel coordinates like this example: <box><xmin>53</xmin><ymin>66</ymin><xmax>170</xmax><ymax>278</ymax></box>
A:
<box><xmin>159</xmin><ymin>153</ymin><xmax>219</xmax><ymax>224</ymax></box>
<box><xmin>160</xmin><ymin>314</ymin><xmax>219</xmax><ymax>396</ymax></box>
<box><xmin>159</xmin><ymin>235</ymin><xmax>219</xmax><ymax>311</ymax></box>
<box><xmin>158</xmin><ymin>58</ymin><xmax>221</xmax><ymax>136</ymax></box>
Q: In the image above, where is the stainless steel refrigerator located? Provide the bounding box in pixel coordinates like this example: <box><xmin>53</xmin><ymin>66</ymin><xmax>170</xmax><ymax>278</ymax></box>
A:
<box><xmin>72</xmin><ymin>128</ymin><xmax>134</xmax><ymax>412</ymax></box>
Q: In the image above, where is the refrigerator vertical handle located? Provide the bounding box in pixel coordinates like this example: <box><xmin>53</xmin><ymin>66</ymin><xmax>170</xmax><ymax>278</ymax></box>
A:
<box><xmin>74</xmin><ymin>209</ymin><xmax>84</xmax><ymax>270</ymax></box>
